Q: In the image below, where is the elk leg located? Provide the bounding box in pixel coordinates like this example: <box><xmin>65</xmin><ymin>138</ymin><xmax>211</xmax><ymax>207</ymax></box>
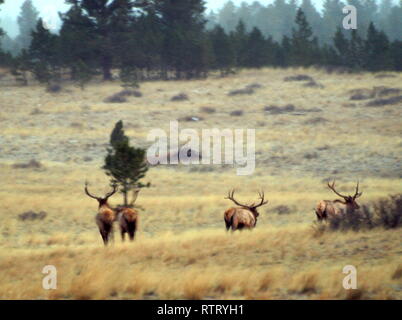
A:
<box><xmin>121</xmin><ymin>230</ymin><xmax>126</xmax><ymax>242</ymax></box>
<box><xmin>225</xmin><ymin>219</ymin><xmax>231</xmax><ymax>231</ymax></box>
<box><xmin>128</xmin><ymin>221</ymin><xmax>136</xmax><ymax>241</ymax></box>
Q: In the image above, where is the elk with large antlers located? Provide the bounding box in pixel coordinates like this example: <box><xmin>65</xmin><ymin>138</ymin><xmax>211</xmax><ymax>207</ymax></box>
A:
<box><xmin>115</xmin><ymin>189</ymin><xmax>140</xmax><ymax>242</ymax></box>
<box><xmin>84</xmin><ymin>181</ymin><xmax>118</xmax><ymax>246</ymax></box>
<box><xmin>315</xmin><ymin>181</ymin><xmax>363</xmax><ymax>221</ymax></box>
<box><xmin>224</xmin><ymin>190</ymin><xmax>268</xmax><ymax>231</ymax></box>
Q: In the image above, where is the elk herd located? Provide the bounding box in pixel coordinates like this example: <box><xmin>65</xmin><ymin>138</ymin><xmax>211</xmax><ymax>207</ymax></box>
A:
<box><xmin>84</xmin><ymin>180</ymin><xmax>363</xmax><ymax>246</ymax></box>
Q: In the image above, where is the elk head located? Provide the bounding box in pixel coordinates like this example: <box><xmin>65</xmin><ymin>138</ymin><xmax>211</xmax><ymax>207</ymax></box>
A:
<box><xmin>84</xmin><ymin>181</ymin><xmax>118</xmax><ymax>208</ymax></box>
<box><xmin>225</xmin><ymin>189</ymin><xmax>268</xmax><ymax>218</ymax></box>
<box><xmin>327</xmin><ymin>180</ymin><xmax>362</xmax><ymax>210</ymax></box>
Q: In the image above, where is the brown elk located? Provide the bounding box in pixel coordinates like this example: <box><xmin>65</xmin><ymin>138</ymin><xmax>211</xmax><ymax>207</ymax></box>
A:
<box><xmin>224</xmin><ymin>190</ymin><xmax>268</xmax><ymax>231</ymax></box>
<box><xmin>315</xmin><ymin>181</ymin><xmax>363</xmax><ymax>221</ymax></box>
<box><xmin>115</xmin><ymin>189</ymin><xmax>140</xmax><ymax>242</ymax></box>
<box><xmin>84</xmin><ymin>181</ymin><xmax>118</xmax><ymax>246</ymax></box>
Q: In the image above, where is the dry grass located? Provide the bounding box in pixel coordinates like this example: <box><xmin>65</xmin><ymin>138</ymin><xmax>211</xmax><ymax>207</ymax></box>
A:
<box><xmin>0</xmin><ymin>68</ymin><xmax>401</xmax><ymax>300</ymax></box>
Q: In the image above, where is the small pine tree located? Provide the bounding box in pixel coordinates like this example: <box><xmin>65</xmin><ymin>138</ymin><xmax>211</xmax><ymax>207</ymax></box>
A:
<box><xmin>103</xmin><ymin>121</ymin><xmax>149</xmax><ymax>206</ymax></box>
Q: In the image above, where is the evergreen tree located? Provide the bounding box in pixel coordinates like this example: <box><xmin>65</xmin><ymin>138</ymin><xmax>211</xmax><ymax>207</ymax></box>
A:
<box><xmin>209</xmin><ymin>25</ymin><xmax>235</xmax><ymax>76</ymax></box>
<box><xmin>59</xmin><ymin>4</ymin><xmax>96</xmax><ymax>81</ymax></box>
<box><xmin>348</xmin><ymin>29</ymin><xmax>365</xmax><ymax>70</ymax></box>
<box><xmin>389</xmin><ymin>40</ymin><xmax>402</xmax><ymax>71</ymax></box>
<box><xmin>154</xmin><ymin>0</ymin><xmax>209</xmax><ymax>79</ymax></box>
<box><xmin>333</xmin><ymin>27</ymin><xmax>349</xmax><ymax>66</ymax></box>
<box><xmin>244</xmin><ymin>27</ymin><xmax>268</xmax><ymax>68</ymax></box>
<box><xmin>232</xmin><ymin>20</ymin><xmax>248</xmax><ymax>67</ymax></box>
<box><xmin>300</xmin><ymin>0</ymin><xmax>323</xmax><ymax>43</ymax></box>
<box><xmin>218</xmin><ymin>1</ymin><xmax>238</xmax><ymax>33</ymax></box>
<box><xmin>29</xmin><ymin>19</ymin><xmax>60</xmax><ymax>84</ymax></box>
<box><xmin>16</xmin><ymin>0</ymin><xmax>39</xmax><ymax>52</ymax></box>
<box><xmin>103</xmin><ymin>121</ymin><xmax>149</xmax><ymax>206</ymax></box>
<box><xmin>364</xmin><ymin>22</ymin><xmax>391</xmax><ymax>71</ymax></box>
<box><xmin>322</xmin><ymin>0</ymin><xmax>345</xmax><ymax>45</ymax></box>
<box><xmin>290</xmin><ymin>9</ymin><xmax>317</xmax><ymax>66</ymax></box>
<box><xmin>64</xmin><ymin>0</ymin><xmax>137</xmax><ymax>81</ymax></box>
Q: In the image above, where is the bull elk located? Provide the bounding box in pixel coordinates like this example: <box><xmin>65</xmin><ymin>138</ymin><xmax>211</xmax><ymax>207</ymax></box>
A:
<box><xmin>224</xmin><ymin>190</ymin><xmax>268</xmax><ymax>231</ymax></box>
<box><xmin>315</xmin><ymin>181</ymin><xmax>363</xmax><ymax>221</ymax></box>
<box><xmin>116</xmin><ymin>189</ymin><xmax>140</xmax><ymax>242</ymax></box>
<box><xmin>84</xmin><ymin>181</ymin><xmax>117</xmax><ymax>246</ymax></box>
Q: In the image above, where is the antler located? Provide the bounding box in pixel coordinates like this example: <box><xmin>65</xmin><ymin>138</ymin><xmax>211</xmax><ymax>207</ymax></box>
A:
<box><xmin>327</xmin><ymin>180</ymin><xmax>349</xmax><ymax>200</ymax></box>
<box><xmin>353</xmin><ymin>181</ymin><xmax>363</xmax><ymax>199</ymax></box>
<box><xmin>225</xmin><ymin>189</ymin><xmax>268</xmax><ymax>209</ymax></box>
<box><xmin>84</xmin><ymin>181</ymin><xmax>117</xmax><ymax>200</ymax></box>
<box><xmin>252</xmin><ymin>191</ymin><xmax>269</xmax><ymax>208</ymax></box>
<box><xmin>129</xmin><ymin>189</ymin><xmax>140</xmax><ymax>206</ymax></box>
<box><xmin>84</xmin><ymin>181</ymin><xmax>101</xmax><ymax>200</ymax></box>
<box><xmin>225</xmin><ymin>189</ymin><xmax>250</xmax><ymax>208</ymax></box>
<box><xmin>104</xmin><ymin>184</ymin><xmax>118</xmax><ymax>200</ymax></box>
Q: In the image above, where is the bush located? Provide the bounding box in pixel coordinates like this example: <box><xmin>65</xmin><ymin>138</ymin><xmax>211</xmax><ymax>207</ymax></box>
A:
<box><xmin>171</xmin><ymin>93</ymin><xmax>189</xmax><ymax>101</ymax></box>
<box><xmin>228</xmin><ymin>88</ymin><xmax>254</xmax><ymax>96</ymax></box>
<box><xmin>230</xmin><ymin>110</ymin><xmax>244</xmax><ymax>117</ymax></box>
<box><xmin>13</xmin><ymin>159</ymin><xmax>42</xmax><ymax>169</ymax></box>
<box><xmin>199</xmin><ymin>107</ymin><xmax>216</xmax><ymax>114</ymax></box>
<box><xmin>317</xmin><ymin>194</ymin><xmax>402</xmax><ymax>232</ymax></box>
<box><xmin>18</xmin><ymin>211</ymin><xmax>47</xmax><ymax>221</ymax></box>
<box><xmin>366</xmin><ymin>95</ymin><xmax>402</xmax><ymax>107</ymax></box>
<box><xmin>284</xmin><ymin>74</ymin><xmax>314</xmax><ymax>82</ymax></box>
<box><xmin>104</xmin><ymin>92</ymin><xmax>128</xmax><ymax>103</ymax></box>
<box><xmin>46</xmin><ymin>83</ymin><xmax>62</xmax><ymax>93</ymax></box>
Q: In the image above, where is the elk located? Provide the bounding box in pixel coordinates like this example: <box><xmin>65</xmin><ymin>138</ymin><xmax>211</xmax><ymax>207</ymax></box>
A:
<box><xmin>115</xmin><ymin>189</ymin><xmax>140</xmax><ymax>242</ymax></box>
<box><xmin>224</xmin><ymin>190</ymin><xmax>268</xmax><ymax>231</ymax></box>
<box><xmin>315</xmin><ymin>181</ymin><xmax>363</xmax><ymax>221</ymax></box>
<box><xmin>84</xmin><ymin>181</ymin><xmax>118</xmax><ymax>246</ymax></box>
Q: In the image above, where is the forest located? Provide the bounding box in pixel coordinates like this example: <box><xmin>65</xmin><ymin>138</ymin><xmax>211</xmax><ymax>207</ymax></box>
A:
<box><xmin>0</xmin><ymin>0</ymin><xmax>401</xmax><ymax>87</ymax></box>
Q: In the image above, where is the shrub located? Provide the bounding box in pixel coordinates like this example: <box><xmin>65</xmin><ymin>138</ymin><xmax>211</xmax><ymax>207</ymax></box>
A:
<box><xmin>13</xmin><ymin>159</ymin><xmax>42</xmax><ymax>169</ymax></box>
<box><xmin>46</xmin><ymin>83</ymin><xmax>62</xmax><ymax>93</ymax></box>
<box><xmin>104</xmin><ymin>92</ymin><xmax>128</xmax><ymax>103</ymax></box>
<box><xmin>318</xmin><ymin>194</ymin><xmax>402</xmax><ymax>232</ymax></box>
<box><xmin>171</xmin><ymin>93</ymin><xmax>189</xmax><ymax>101</ymax></box>
<box><xmin>366</xmin><ymin>95</ymin><xmax>402</xmax><ymax>107</ymax></box>
<box><xmin>284</xmin><ymin>74</ymin><xmax>314</xmax><ymax>82</ymax></box>
<box><xmin>230</xmin><ymin>110</ymin><xmax>244</xmax><ymax>116</ymax></box>
<box><xmin>200</xmin><ymin>107</ymin><xmax>216</xmax><ymax>114</ymax></box>
<box><xmin>228</xmin><ymin>88</ymin><xmax>254</xmax><ymax>96</ymax></box>
<box><xmin>18</xmin><ymin>211</ymin><xmax>47</xmax><ymax>221</ymax></box>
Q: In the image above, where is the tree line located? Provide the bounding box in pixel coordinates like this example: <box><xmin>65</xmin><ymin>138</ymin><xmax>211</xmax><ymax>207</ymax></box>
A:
<box><xmin>0</xmin><ymin>0</ymin><xmax>401</xmax><ymax>88</ymax></box>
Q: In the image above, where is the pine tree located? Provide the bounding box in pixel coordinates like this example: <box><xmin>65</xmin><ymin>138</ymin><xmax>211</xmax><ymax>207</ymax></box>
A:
<box><xmin>232</xmin><ymin>20</ymin><xmax>248</xmax><ymax>67</ymax></box>
<box><xmin>103</xmin><ymin>121</ymin><xmax>149</xmax><ymax>206</ymax></box>
<box><xmin>209</xmin><ymin>25</ymin><xmax>235</xmax><ymax>76</ymax></box>
<box><xmin>322</xmin><ymin>0</ymin><xmax>345</xmax><ymax>45</ymax></box>
<box><xmin>218</xmin><ymin>1</ymin><xmax>238</xmax><ymax>33</ymax></box>
<box><xmin>290</xmin><ymin>9</ymin><xmax>316</xmax><ymax>67</ymax></box>
<box><xmin>29</xmin><ymin>19</ymin><xmax>60</xmax><ymax>84</ymax></box>
<box><xmin>59</xmin><ymin>4</ymin><xmax>96</xmax><ymax>81</ymax></box>
<box><xmin>244</xmin><ymin>27</ymin><xmax>267</xmax><ymax>68</ymax></box>
<box><xmin>333</xmin><ymin>27</ymin><xmax>349</xmax><ymax>66</ymax></box>
<box><xmin>64</xmin><ymin>0</ymin><xmax>137</xmax><ymax>81</ymax></box>
<box><xmin>16</xmin><ymin>0</ymin><xmax>39</xmax><ymax>52</ymax></box>
<box><xmin>348</xmin><ymin>29</ymin><xmax>365</xmax><ymax>70</ymax></box>
<box><xmin>155</xmin><ymin>0</ymin><xmax>209</xmax><ymax>79</ymax></box>
<box><xmin>364</xmin><ymin>22</ymin><xmax>391</xmax><ymax>71</ymax></box>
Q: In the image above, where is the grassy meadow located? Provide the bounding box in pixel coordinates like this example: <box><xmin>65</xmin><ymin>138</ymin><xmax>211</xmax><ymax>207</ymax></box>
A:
<box><xmin>0</xmin><ymin>68</ymin><xmax>401</xmax><ymax>299</ymax></box>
